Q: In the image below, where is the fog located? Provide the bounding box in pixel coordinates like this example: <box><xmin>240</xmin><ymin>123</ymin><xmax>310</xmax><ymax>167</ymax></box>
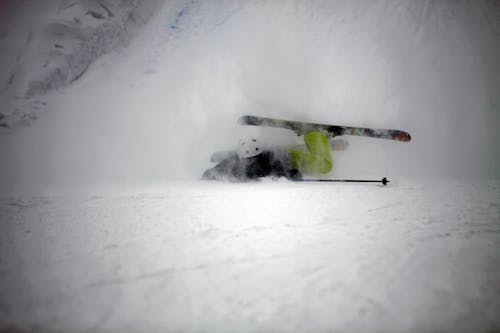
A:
<box><xmin>1</xmin><ymin>0</ymin><xmax>499</xmax><ymax>194</ymax></box>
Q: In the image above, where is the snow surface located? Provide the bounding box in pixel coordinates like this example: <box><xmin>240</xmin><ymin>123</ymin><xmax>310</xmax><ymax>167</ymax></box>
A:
<box><xmin>1</xmin><ymin>1</ymin><xmax>500</xmax><ymax>331</ymax></box>
<box><xmin>1</xmin><ymin>180</ymin><xmax>499</xmax><ymax>332</ymax></box>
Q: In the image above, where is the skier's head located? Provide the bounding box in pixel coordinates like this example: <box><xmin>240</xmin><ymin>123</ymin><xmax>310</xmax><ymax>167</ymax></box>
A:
<box><xmin>237</xmin><ymin>137</ymin><xmax>262</xmax><ymax>159</ymax></box>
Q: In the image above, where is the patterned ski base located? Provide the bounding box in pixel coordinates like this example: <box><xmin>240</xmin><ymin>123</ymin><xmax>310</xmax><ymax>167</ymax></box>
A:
<box><xmin>238</xmin><ymin>115</ymin><xmax>411</xmax><ymax>142</ymax></box>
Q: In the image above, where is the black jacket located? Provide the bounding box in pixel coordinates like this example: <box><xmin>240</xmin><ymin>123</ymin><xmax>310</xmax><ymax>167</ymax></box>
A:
<box><xmin>203</xmin><ymin>150</ymin><xmax>302</xmax><ymax>181</ymax></box>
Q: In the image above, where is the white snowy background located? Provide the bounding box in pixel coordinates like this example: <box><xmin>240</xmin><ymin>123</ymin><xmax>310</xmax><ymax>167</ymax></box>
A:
<box><xmin>0</xmin><ymin>0</ymin><xmax>499</xmax><ymax>332</ymax></box>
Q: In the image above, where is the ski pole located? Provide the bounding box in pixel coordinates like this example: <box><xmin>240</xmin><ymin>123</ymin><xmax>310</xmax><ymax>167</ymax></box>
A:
<box><xmin>296</xmin><ymin>177</ymin><xmax>389</xmax><ymax>186</ymax></box>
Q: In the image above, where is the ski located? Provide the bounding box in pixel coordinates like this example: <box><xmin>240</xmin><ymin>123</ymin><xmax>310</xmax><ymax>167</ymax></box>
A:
<box><xmin>297</xmin><ymin>177</ymin><xmax>390</xmax><ymax>185</ymax></box>
<box><xmin>238</xmin><ymin>115</ymin><xmax>411</xmax><ymax>142</ymax></box>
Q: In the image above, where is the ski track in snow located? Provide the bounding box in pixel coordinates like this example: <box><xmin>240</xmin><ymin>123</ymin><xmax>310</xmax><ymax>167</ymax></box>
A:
<box><xmin>0</xmin><ymin>180</ymin><xmax>499</xmax><ymax>332</ymax></box>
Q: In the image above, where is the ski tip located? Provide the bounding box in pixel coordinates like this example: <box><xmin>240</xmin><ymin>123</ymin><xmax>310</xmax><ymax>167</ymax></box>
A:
<box><xmin>396</xmin><ymin>131</ymin><xmax>411</xmax><ymax>142</ymax></box>
<box><xmin>237</xmin><ymin>115</ymin><xmax>256</xmax><ymax>125</ymax></box>
<box><xmin>382</xmin><ymin>177</ymin><xmax>389</xmax><ymax>185</ymax></box>
<box><xmin>237</xmin><ymin>116</ymin><xmax>247</xmax><ymax>125</ymax></box>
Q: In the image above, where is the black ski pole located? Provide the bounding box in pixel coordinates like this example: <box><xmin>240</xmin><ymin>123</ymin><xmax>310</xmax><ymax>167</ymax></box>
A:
<box><xmin>296</xmin><ymin>177</ymin><xmax>389</xmax><ymax>186</ymax></box>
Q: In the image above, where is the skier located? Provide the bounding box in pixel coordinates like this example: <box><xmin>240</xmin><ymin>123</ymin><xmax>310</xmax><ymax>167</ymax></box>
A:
<box><xmin>202</xmin><ymin>131</ymin><xmax>333</xmax><ymax>181</ymax></box>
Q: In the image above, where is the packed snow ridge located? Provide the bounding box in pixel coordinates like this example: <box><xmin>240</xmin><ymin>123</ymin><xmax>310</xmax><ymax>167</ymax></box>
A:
<box><xmin>0</xmin><ymin>0</ymin><xmax>164</xmax><ymax>127</ymax></box>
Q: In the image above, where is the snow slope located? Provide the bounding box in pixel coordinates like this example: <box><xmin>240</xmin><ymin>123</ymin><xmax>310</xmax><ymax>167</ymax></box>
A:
<box><xmin>0</xmin><ymin>0</ymin><xmax>499</xmax><ymax>195</ymax></box>
<box><xmin>1</xmin><ymin>180</ymin><xmax>499</xmax><ymax>332</ymax></box>
<box><xmin>0</xmin><ymin>0</ymin><xmax>165</xmax><ymax>127</ymax></box>
<box><xmin>0</xmin><ymin>1</ymin><xmax>499</xmax><ymax>332</ymax></box>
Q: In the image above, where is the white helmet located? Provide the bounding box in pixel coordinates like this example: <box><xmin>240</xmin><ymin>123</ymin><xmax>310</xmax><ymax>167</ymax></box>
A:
<box><xmin>237</xmin><ymin>137</ymin><xmax>262</xmax><ymax>159</ymax></box>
